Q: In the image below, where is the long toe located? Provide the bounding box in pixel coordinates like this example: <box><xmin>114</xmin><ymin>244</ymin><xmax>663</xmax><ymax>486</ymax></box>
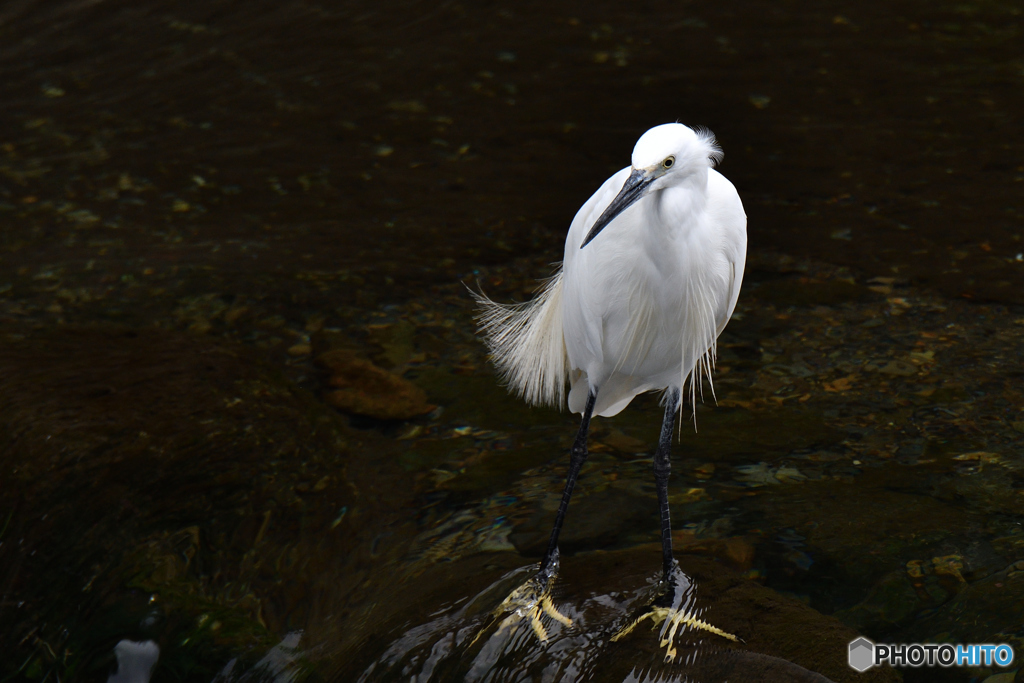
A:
<box><xmin>612</xmin><ymin>605</ymin><xmax>739</xmax><ymax>662</ymax></box>
<box><xmin>472</xmin><ymin>562</ymin><xmax>573</xmax><ymax>647</ymax></box>
<box><xmin>495</xmin><ymin>570</ymin><xmax>573</xmax><ymax>641</ymax></box>
<box><xmin>611</xmin><ymin>568</ymin><xmax>740</xmax><ymax>662</ymax></box>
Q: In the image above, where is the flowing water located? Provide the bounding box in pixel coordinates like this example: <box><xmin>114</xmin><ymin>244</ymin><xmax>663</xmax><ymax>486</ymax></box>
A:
<box><xmin>1</xmin><ymin>1</ymin><xmax>1022</xmax><ymax>681</ymax></box>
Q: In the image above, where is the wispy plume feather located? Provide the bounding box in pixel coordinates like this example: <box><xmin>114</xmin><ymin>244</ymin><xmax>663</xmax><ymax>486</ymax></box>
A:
<box><xmin>472</xmin><ymin>273</ymin><xmax>569</xmax><ymax>407</ymax></box>
<box><xmin>679</xmin><ymin>266</ymin><xmax>720</xmax><ymax>426</ymax></box>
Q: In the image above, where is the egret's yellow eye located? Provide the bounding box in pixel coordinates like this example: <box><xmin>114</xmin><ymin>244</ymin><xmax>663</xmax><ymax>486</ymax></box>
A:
<box><xmin>663</xmin><ymin>156</ymin><xmax>675</xmax><ymax>169</ymax></box>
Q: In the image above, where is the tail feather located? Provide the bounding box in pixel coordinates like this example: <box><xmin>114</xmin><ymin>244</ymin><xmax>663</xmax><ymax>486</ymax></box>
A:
<box><xmin>472</xmin><ymin>273</ymin><xmax>568</xmax><ymax>408</ymax></box>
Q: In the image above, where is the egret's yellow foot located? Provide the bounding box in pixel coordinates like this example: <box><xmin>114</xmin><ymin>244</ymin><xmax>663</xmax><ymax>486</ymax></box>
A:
<box><xmin>611</xmin><ymin>605</ymin><xmax>739</xmax><ymax>662</ymax></box>
<box><xmin>472</xmin><ymin>551</ymin><xmax>572</xmax><ymax>647</ymax></box>
<box><xmin>492</xmin><ymin>575</ymin><xmax>573</xmax><ymax>642</ymax></box>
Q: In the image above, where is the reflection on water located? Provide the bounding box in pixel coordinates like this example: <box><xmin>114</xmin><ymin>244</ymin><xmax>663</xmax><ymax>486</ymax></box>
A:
<box><xmin>1</xmin><ymin>0</ymin><xmax>1023</xmax><ymax>681</ymax></box>
<box><xmin>107</xmin><ymin>641</ymin><xmax>159</xmax><ymax>683</ymax></box>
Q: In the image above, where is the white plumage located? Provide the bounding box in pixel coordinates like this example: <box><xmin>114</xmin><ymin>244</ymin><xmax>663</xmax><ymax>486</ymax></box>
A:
<box><xmin>476</xmin><ymin>123</ymin><xmax>746</xmax><ymax>418</ymax></box>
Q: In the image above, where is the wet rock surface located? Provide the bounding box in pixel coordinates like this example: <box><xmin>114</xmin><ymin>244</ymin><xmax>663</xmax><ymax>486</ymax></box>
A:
<box><xmin>333</xmin><ymin>548</ymin><xmax>900</xmax><ymax>683</ymax></box>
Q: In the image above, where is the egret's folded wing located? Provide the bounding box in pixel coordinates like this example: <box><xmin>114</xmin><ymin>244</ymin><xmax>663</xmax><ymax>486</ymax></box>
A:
<box><xmin>707</xmin><ymin>169</ymin><xmax>748</xmax><ymax>336</ymax></box>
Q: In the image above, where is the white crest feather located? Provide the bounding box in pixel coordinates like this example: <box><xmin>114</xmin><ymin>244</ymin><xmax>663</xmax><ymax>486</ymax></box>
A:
<box><xmin>472</xmin><ymin>273</ymin><xmax>568</xmax><ymax>407</ymax></box>
<box><xmin>692</xmin><ymin>126</ymin><xmax>724</xmax><ymax>166</ymax></box>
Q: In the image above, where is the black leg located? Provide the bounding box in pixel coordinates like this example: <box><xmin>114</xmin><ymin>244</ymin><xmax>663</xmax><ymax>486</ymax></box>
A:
<box><xmin>653</xmin><ymin>389</ymin><xmax>681</xmax><ymax>579</ymax></box>
<box><xmin>538</xmin><ymin>391</ymin><xmax>597</xmax><ymax>573</ymax></box>
<box><xmin>610</xmin><ymin>390</ymin><xmax>743</xmax><ymax>651</ymax></box>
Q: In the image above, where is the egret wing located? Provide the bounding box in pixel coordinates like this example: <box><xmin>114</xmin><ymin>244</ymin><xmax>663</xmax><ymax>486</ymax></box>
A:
<box><xmin>707</xmin><ymin>169</ymin><xmax>748</xmax><ymax>335</ymax></box>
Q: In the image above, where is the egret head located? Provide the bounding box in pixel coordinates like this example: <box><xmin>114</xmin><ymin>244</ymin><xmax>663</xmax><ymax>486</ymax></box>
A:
<box><xmin>581</xmin><ymin>123</ymin><xmax>722</xmax><ymax>248</ymax></box>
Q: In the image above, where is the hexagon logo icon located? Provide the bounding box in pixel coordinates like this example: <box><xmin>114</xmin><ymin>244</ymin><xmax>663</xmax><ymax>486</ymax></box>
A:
<box><xmin>848</xmin><ymin>637</ymin><xmax>875</xmax><ymax>672</ymax></box>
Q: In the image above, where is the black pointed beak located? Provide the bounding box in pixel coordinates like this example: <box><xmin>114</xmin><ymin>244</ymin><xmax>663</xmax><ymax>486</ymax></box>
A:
<box><xmin>581</xmin><ymin>168</ymin><xmax>653</xmax><ymax>248</ymax></box>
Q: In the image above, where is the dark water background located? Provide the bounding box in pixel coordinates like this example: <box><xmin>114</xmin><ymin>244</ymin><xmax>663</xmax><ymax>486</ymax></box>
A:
<box><xmin>1</xmin><ymin>1</ymin><xmax>1022</xmax><ymax>682</ymax></box>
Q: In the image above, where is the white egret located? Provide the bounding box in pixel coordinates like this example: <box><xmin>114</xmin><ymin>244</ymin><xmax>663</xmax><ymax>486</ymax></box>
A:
<box><xmin>474</xmin><ymin>122</ymin><xmax>747</xmax><ymax>655</ymax></box>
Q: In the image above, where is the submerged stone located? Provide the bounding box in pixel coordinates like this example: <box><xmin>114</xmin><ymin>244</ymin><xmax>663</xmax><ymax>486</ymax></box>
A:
<box><xmin>318</xmin><ymin>348</ymin><xmax>435</xmax><ymax>419</ymax></box>
<box><xmin>904</xmin><ymin>559</ymin><xmax>1024</xmax><ymax>646</ymax></box>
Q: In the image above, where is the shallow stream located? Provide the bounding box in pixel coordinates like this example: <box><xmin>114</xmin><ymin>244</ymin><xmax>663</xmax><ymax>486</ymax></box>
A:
<box><xmin>1</xmin><ymin>1</ymin><xmax>1022</xmax><ymax>681</ymax></box>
